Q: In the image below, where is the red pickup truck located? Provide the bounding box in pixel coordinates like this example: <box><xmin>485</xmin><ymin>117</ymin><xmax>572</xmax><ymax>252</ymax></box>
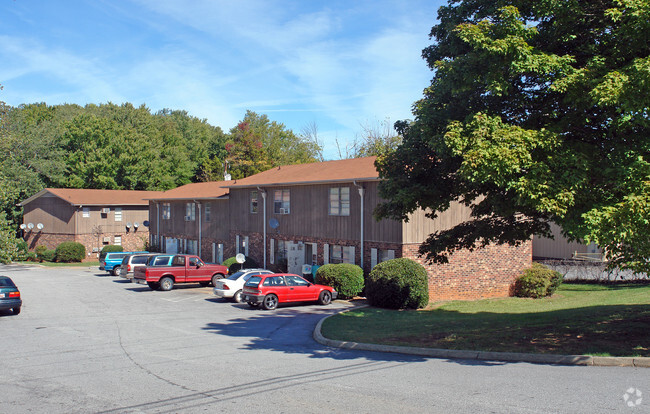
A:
<box><xmin>133</xmin><ymin>254</ymin><xmax>227</xmax><ymax>291</ymax></box>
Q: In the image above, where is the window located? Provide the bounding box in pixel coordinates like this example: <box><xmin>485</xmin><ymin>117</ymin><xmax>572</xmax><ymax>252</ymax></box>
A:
<box><xmin>114</xmin><ymin>235</ymin><xmax>122</xmax><ymax>246</ymax></box>
<box><xmin>236</xmin><ymin>235</ymin><xmax>249</xmax><ymax>256</ymax></box>
<box><xmin>204</xmin><ymin>202</ymin><xmax>211</xmax><ymax>222</ymax></box>
<box><xmin>162</xmin><ymin>203</ymin><xmax>170</xmax><ymax>220</ymax></box>
<box><xmin>185</xmin><ymin>203</ymin><xmax>196</xmax><ymax>221</ymax></box>
<box><xmin>250</xmin><ymin>191</ymin><xmax>258</xmax><ymax>214</ymax></box>
<box><xmin>114</xmin><ymin>208</ymin><xmax>122</xmax><ymax>222</ymax></box>
<box><xmin>82</xmin><ymin>207</ymin><xmax>90</xmax><ymax>218</ymax></box>
<box><xmin>329</xmin><ymin>187</ymin><xmax>350</xmax><ymax>216</ymax></box>
<box><xmin>285</xmin><ymin>275</ymin><xmax>310</xmax><ymax>286</ymax></box>
<box><xmin>271</xmin><ymin>239</ymin><xmax>288</xmax><ymax>265</ymax></box>
<box><xmin>263</xmin><ymin>276</ymin><xmax>286</xmax><ymax>286</ymax></box>
<box><xmin>186</xmin><ymin>239</ymin><xmax>198</xmax><ymax>255</ymax></box>
<box><xmin>213</xmin><ymin>243</ymin><xmax>224</xmax><ymax>264</ymax></box>
<box><xmin>274</xmin><ymin>189</ymin><xmax>290</xmax><ymax>214</ymax></box>
<box><xmin>327</xmin><ymin>244</ymin><xmax>355</xmax><ymax>265</ymax></box>
<box><xmin>371</xmin><ymin>248</ymin><xmax>395</xmax><ymax>268</ymax></box>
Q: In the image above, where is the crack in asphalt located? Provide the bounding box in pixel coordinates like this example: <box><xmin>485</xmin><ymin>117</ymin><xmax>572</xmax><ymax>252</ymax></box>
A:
<box><xmin>114</xmin><ymin>321</ymin><xmax>220</xmax><ymax>403</ymax></box>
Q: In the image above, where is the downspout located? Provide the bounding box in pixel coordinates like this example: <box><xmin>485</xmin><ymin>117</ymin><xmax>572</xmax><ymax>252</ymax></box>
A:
<box><xmin>195</xmin><ymin>201</ymin><xmax>202</xmax><ymax>258</ymax></box>
<box><xmin>353</xmin><ymin>181</ymin><xmax>365</xmax><ymax>270</ymax></box>
<box><xmin>258</xmin><ymin>187</ymin><xmax>267</xmax><ymax>269</ymax></box>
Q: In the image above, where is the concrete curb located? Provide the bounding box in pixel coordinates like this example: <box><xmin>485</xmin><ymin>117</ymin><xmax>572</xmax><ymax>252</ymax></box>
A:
<box><xmin>313</xmin><ymin>308</ymin><xmax>650</xmax><ymax>368</ymax></box>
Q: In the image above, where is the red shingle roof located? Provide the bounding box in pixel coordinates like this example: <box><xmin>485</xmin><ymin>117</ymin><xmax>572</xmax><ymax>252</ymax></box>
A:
<box><xmin>147</xmin><ymin>181</ymin><xmax>232</xmax><ymax>200</ymax></box>
<box><xmin>20</xmin><ymin>188</ymin><xmax>163</xmax><ymax>206</ymax></box>
<box><xmin>226</xmin><ymin>157</ymin><xmax>379</xmax><ymax>188</ymax></box>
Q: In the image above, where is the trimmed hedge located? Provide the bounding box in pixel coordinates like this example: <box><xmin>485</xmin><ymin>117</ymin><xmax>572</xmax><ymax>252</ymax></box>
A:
<box><xmin>100</xmin><ymin>245</ymin><xmax>123</xmax><ymax>261</ymax></box>
<box><xmin>366</xmin><ymin>258</ymin><xmax>429</xmax><ymax>309</ymax></box>
<box><xmin>315</xmin><ymin>263</ymin><xmax>364</xmax><ymax>299</ymax></box>
<box><xmin>514</xmin><ymin>263</ymin><xmax>563</xmax><ymax>298</ymax></box>
<box><xmin>55</xmin><ymin>241</ymin><xmax>86</xmax><ymax>262</ymax></box>
<box><xmin>223</xmin><ymin>256</ymin><xmax>259</xmax><ymax>274</ymax></box>
<box><xmin>39</xmin><ymin>249</ymin><xmax>56</xmax><ymax>262</ymax></box>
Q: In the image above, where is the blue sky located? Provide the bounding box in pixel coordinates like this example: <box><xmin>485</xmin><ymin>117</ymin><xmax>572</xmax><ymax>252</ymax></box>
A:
<box><xmin>1</xmin><ymin>0</ymin><xmax>444</xmax><ymax>159</ymax></box>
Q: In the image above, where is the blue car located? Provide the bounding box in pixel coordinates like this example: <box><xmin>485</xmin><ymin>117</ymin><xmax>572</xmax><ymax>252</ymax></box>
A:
<box><xmin>100</xmin><ymin>251</ymin><xmax>148</xmax><ymax>276</ymax></box>
<box><xmin>0</xmin><ymin>276</ymin><xmax>22</xmax><ymax>315</ymax></box>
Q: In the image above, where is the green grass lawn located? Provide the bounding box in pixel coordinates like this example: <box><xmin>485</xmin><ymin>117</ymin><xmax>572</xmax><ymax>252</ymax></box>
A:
<box><xmin>322</xmin><ymin>283</ymin><xmax>650</xmax><ymax>357</ymax></box>
<box><xmin>16</xmin><ymin>261</ymin><xmax>100</xmax><ymax>267</ymax></box>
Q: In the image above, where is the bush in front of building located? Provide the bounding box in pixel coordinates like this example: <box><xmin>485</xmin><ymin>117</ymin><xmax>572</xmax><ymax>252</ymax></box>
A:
<box><xmin>223</xmin><ymin>256</ymin><xmax>259</xmax><ymax>274</ymax></box>
<box><xmin>39</xmin><ymin>249</ymin><xmax>56</xmax><ymax>262</ymax></box>
<box><xmin>100</xmin><ymin>245</ymin><xmax>123</xmax><ymax>261</ymax></box>
<box><xmin>365</xmin><ymin>258</ymin><xmax>429</xmax><ymax>309</ymax></box>
<box><xmin>514</xmin><ymin>263</ymin><xmax>563</xmax><ymax>298</ymax></box>
<box><xmin>55</xmin><ymin>241</ymin><xmax>86</xmax><ymax>262</ymax></box>
<box><xmin>315</xmin><ymin>263</ymin><xmax>364</xmax><ymax>299</ymax></box>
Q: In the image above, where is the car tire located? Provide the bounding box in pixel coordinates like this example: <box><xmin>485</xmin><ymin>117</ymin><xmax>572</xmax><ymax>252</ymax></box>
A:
<box><xmin>159</xmin><ymin>277</ymin><xmax>174</xmax><ymax>291</ymax></box>
<box><xmin>111</xmin><ymin>268</ymin><xmax>119</xmax><ymax>276</ymax></box>
<box><xmin>318</xmin><ymin>290</ymin><xmax>332</xmax><ymax>305</ymax></box>
<box><xmin>12</xmin><ymin>307</ymin><xmax>20</xmax><ymax>315</ymax></box>
<box><xmin>262</xmin><ymin>294</ymin><xmax>278</xmax><ymax>310</ymax></box>
<box><xmin>233</xmin><ymin>290</ymin><xmax>243</xmax><ymax>303</ymax></box>
<box><xmin>211</xmin><ymin>274</ymin><xmax>223</xmax><ymax>287</ymax></box>
<box><xmin>147</xmin><ymin>282</ymin><xmax>160</xmax><ymax>290</ymax></box>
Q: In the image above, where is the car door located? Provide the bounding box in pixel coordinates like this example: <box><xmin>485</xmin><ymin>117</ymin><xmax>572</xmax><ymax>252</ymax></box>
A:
<box><xmin>186</xmin><ymin>257</ymin><xmax>211</xmax><ymax>282</ymax></box>
<box><xmin>263</xmin><ymin>276</ymin><xmax>289</xmax><ymax>302</ymax></box>
<box><xmin>285</xmin><ymin>275</ymin><xmax>313</xmax><ymax>301</ymax></box>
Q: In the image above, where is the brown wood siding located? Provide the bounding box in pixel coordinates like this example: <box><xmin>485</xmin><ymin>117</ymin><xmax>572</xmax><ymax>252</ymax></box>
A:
<box><xmin>22</xmin><ymin>195</ymin><xmax>75</xmax><ymax>233</ymax></box>
<box><xmin>74</xmin><ymin>206</ymin><xmax>149</xmax><ymax>235</ymax></box>
<box><xmin>533</xmin><ymin>222</ymin><xmax>600</xmax><ymax>260</ymax></box>
<box><xmin>402</xmin><ymin>201</ymin><xmax>474</xmax><ymax>244</ymax></box>
<box><xmin>229</xmin><ymin>182</ymin><xmax>402</xmax><ymax>243</ymax></box>
<box><xmin>152</xmin><ymin>199</ymin><xmax>231</xmax><ymax>240</ymax></box>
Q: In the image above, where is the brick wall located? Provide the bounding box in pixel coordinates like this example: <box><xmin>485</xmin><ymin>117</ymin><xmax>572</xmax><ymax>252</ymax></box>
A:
<box><xmin>402</xmin><ymin>240</ymin><xmax>532</xmax><ymax>302</ymax></box>
<box><xmin>24</xmin><ymin>230</ymin><xmax>149</xmax><ymax>261</ymax></box>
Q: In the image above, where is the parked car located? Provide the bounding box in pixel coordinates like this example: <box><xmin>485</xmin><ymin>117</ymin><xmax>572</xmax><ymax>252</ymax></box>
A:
<box><xmin>117</xmin><ymin>253</ymin><xmax>157</xmax><ymax>279</ymax></box>
<box><xmin>213</xmin><ymin>268</ymin><xmax>274</xmax><ymax>303</ymax></box>
<box><xmin>133</xmin><ymin>255</ymin><xmax>228</xmax><ymax>291</ymax></box>
<box><xmin>0</xmin><ymin>276</ymin><xmax>22</xmax><ymax>315</ymax></box>
<box><xmin>241</xmin><ymin>273</ymin><xmax>337</xmax><ymax>310</ymax></box>
<box><xmin>100</xmin><ymin>251</ymin><xmax>148</xmax><ymax>276</ymax></box>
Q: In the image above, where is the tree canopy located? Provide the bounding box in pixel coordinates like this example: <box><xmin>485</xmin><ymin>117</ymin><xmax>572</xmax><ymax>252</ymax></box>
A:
<box><xmin>375</xmin><ymin>0</ymin><xmax>650</xmax><ymax>272</ymax></box>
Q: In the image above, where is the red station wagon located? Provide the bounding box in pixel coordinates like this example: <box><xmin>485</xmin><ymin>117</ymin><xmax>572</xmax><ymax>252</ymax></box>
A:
<box><xmin>241</xmin><ymin>273</ymin><xmax>337</xmax><ymax>310</ymax></box>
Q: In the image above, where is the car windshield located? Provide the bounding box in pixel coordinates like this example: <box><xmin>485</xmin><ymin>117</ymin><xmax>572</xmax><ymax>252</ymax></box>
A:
<box><xmin>244</xmin><ymin>276</ymin><xmax>262</xmax><ymax>288</ymax></box>
<box><xmin>227</xmin><ymin>271</ymin><xmax>246</xmax><ymax>281</ymax></box>
<box><xmin>0</xmin><ymin>277</ymin><xmax>16</xmax><ymax>287</ymax></box>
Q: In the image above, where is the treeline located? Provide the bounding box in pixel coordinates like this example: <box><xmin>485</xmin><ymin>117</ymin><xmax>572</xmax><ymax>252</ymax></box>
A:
<box><xmin>0</xmin><ymin>102</ymin><xmax>321</xmax><ymax>226</ymax></box>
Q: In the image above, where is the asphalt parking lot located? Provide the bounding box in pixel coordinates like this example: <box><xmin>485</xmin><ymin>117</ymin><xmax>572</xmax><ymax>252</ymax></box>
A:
<box><xmin>0</xmin><ymin>264</ymin><xmax>646</xmax><ymax>413</ymax></box>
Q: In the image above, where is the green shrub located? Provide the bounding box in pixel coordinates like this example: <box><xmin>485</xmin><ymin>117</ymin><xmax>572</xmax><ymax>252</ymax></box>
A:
<box><xmin>514</xmin><ymin>263</ymin><xmax>563</xmax><ymax>298</ymax></box>
<box><xmin>100</xmin><ymin>245</ymin><xmax>123</xmax><ymax>261</ymax></box>
<box><xmin>39</xmin><ymin>249</ymin><xmax>56</xmax><ymax>262</ymax></box>
<box><xmin>366</xmin><ymin>258</ymin><xmax>429</xmax><ymax>309</ymax></box>
<box><xmin>15</xmin><ymin>239</ymin><xmax>29</xmax><ymax>261</ymax></box>
<box><xmin>223</xmin><ymin>256</ymin><xmax>237</xmax><ymax>268</ymax></box>
<box><xmin>35</xmin><ymin>245</ymin><xmax>48</xmax><ymax>257</ymax></box>
<box><xmin>25</xmin><ymin>252</ymin><xmax>38</xmax><ymax>261</ymax></box>
<box><xmin>226</xmin><ymin>256</ymin><xmax>259</xmax><ymax>274</ymax></box>
<box><xmin>55</xmin><ymin>241</ymin><xmax>86</xmax><ymax>262</ymax></box>
<box><xmin>315</xmin><ymin>263</ymin><xmax>364</xmax><ymax>299</ymax></box>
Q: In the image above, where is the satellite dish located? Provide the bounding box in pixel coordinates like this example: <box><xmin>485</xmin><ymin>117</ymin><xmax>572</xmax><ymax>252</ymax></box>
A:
<box><xmin>20</xmin><ymin>224</ymin><xmax>26</xmax><ymax>229</ymax></box>
<box><xmin>27</xmin><ymin>223</ymin><xmax>34</xmax><ymax>229</ymax></box>
<box><xmin>269</xmin><ymin>218</ymin><xmax>279</xmax><ymax>229</ymax></box>
<box><xmin>133</xmin><ymin>222</ymin><xmax>139</xmax><ymax>228</ymax></box>
<box><xmin>143</xmin><ymin>220</ymin><xmax>150</xmax><ymax>227</ymax></box>
<box><xmin>302</xmin><ymin>264</ymin><xmax>312</xmax><ymax>274</ymax></box>
<box><xmin>37</xmin><ymin>223</ymin><xmax>44</xmax><ymax>230</ymax></box>
<box><xmin>224</xmin><ymin>173</ymin><xmax>232</xmax><ymax>181</ymax></box>
<box><xmin>235</xmin><ymin>253</ymin><xmax>246</xmax><ymax>264</ymax></box>
<box><xmin>126</xmin><ymin>222</ymin><xmax>132</xmax><ymax>228</ymax></box>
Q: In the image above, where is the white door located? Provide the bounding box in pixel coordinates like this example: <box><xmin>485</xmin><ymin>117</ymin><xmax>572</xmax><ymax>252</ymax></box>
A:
<box><xmin>165</xmin><ymin>237</ymin><xmax>178</xmax><ymax>254</ymax></box>
<box><xmin>286</xmin><ymin>242</ymin><xmax>303</xmax><ymax>275</ymax></box>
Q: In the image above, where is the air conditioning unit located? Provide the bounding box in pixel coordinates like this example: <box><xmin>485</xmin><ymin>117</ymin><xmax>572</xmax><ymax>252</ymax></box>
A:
<box><xmin>103</xmin><ymin>237</ymin><xmax>111</xmax><ymax>242</ymax></box>
<box><xmin>101</xmin><ymin>208</ymin><xmax>110</xmax><ymax>214</ymax></box>
<box><xmin>184</xmin><ymin>216</ymin><xmax>191</xmax><ymax>221</ymax></box>
<box><xmin>279</xmin><ymin>208</ymin><xmax>286</xmax><ymax>214</ymax></box>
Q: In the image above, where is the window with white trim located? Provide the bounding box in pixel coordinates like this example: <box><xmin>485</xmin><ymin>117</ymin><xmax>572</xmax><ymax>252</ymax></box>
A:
<box><xmin>250</xmin><ymin>191</ymin><xmax>258</xmax><ymax>214</ymax></box>
<box><xmin>329</xmin><ymin>187</ymin><xmax>350</xmax><ymax>216</ymax></box>
<box><xmin>185</xmin><ymin>202</ymin><xmax>196</xmax><ymax>221</ymax></box>
<box><xmin>82</xmin><ymin>207</ymin><xmax>90</xmax><ymax>218</ymax></box>
<box><xmin>328</xmin><ymin>245</ymin><xmax>355</xmax><ymax>264</ymax></box>
<box><xmin>274</xmin><ymin>189</ymin><xmax>290</xmax><ymax>214</ymax></box>
<box><xmin>205</xmin><ymin>202</ymin><xmax>211</xmax><ymax>222</ymax></box>
<box><xmin>162</xmin><ymin>203</ymin><xmax>171</xmax><ymax>220</ymax></box>
<box><xmin>114</xmin><ymin>207</ymin><xmax>122</xmax><ymax>222</ymax></box>
<box><xmin>114</xmin><ymin>235</ymin><xmax>122</xmax><ymax>246</ymax></box>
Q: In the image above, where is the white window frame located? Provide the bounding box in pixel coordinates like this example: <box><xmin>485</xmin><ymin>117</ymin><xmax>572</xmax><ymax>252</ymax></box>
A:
<box><xmin>273</xmin><ymin>189</ymin><xmax>290</xmax><ymax>214</ymax></box>
<box><xmin>114</xmin><ymin>235</ymin><xmax>122</xmax><ymax>246</ymax></box>
<box><xmin>114</xmin><ymin>207</ymin><xmax>122</xmax><ymax>222</ymax></box>
<box><xmin>205</xmin><ymin>202</ymin><xmax>211</xmax><ymax>222</ymax></box>
<box><xmin>185</xmin><ymin>202</ymin><xmax>196</xmax><ymax>221</ymax></box>
<box><xmin>329</xmin><ymin>187</ymin><xmax>350</xmax><ymax>216</ymax></box>
<box><xmin>250</xmin><ymin>191</ymin><xmax>258</xmax><ymax>214</ymax></box>
<box><xmin>82</xmin><ymin>207</ymin><xmax>90</xmax><ymax>218</ymax></box>
<box><xmin>162</xmin><ymin>203</ymin><xmax>171</xmax><ymax>220</ymax></box>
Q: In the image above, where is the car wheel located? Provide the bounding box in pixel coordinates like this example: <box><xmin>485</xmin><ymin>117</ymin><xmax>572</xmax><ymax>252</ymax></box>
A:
<box><xmin>159</xmin><ymin>277</ymin><xmax>174</xmax><ymax>291</ymax></box>
<box><xmin>262</xmin><ymin>294</ymin><xmax>278</xmax><ymax>310</ymax></box>
<box><xmin>111</xmin><ymin>268</ymin><xmax>119</xmax><ymax>276</ymax></box>
<box><xmin>147</xmin><ymin>282</ymin><xmax>160</xmax><ymax>290</ymax></box>
<box><xmin>12</xmin><ymin>307</ymin><xmax>21</xmax><ymax>315</ymax></box>
<box><xmin>318</xmin><ymin>290</ymin><xmax>332</xmax><ymax>305</ymax></box>
<box><xmin>233</xmin><ymin>290</ymin><xmax>243</xmax><ymax>303</ymax></box>
<box><xmin>211</xmin><ymin>274</ymin><xmax>223</xmax><ymax>287</ymax></box>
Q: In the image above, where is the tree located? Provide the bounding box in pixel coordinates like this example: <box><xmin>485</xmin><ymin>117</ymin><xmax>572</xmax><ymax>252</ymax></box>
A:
<box><xmin>375</xmin><ymin>0</ymin><xmax>650</xmax><ymax>271</ymax></box>
<box><xmin>351</xmin><ymin>118</ymin><xmax>402</xmax><ymax>158</ymax></box>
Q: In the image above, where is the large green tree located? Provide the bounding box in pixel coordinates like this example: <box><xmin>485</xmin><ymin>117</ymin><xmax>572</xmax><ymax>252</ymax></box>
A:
<box><xmin>376</xmin><ymin>0</ymin><xmax>650</xmax><ymax>271</ymax></box>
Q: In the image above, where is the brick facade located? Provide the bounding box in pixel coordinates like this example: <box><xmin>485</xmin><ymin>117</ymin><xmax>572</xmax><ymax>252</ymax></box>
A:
<box><xmin>403</xmin><ymin>240</ymin><xmax>533</xmax><ymax>302</ymax></box>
